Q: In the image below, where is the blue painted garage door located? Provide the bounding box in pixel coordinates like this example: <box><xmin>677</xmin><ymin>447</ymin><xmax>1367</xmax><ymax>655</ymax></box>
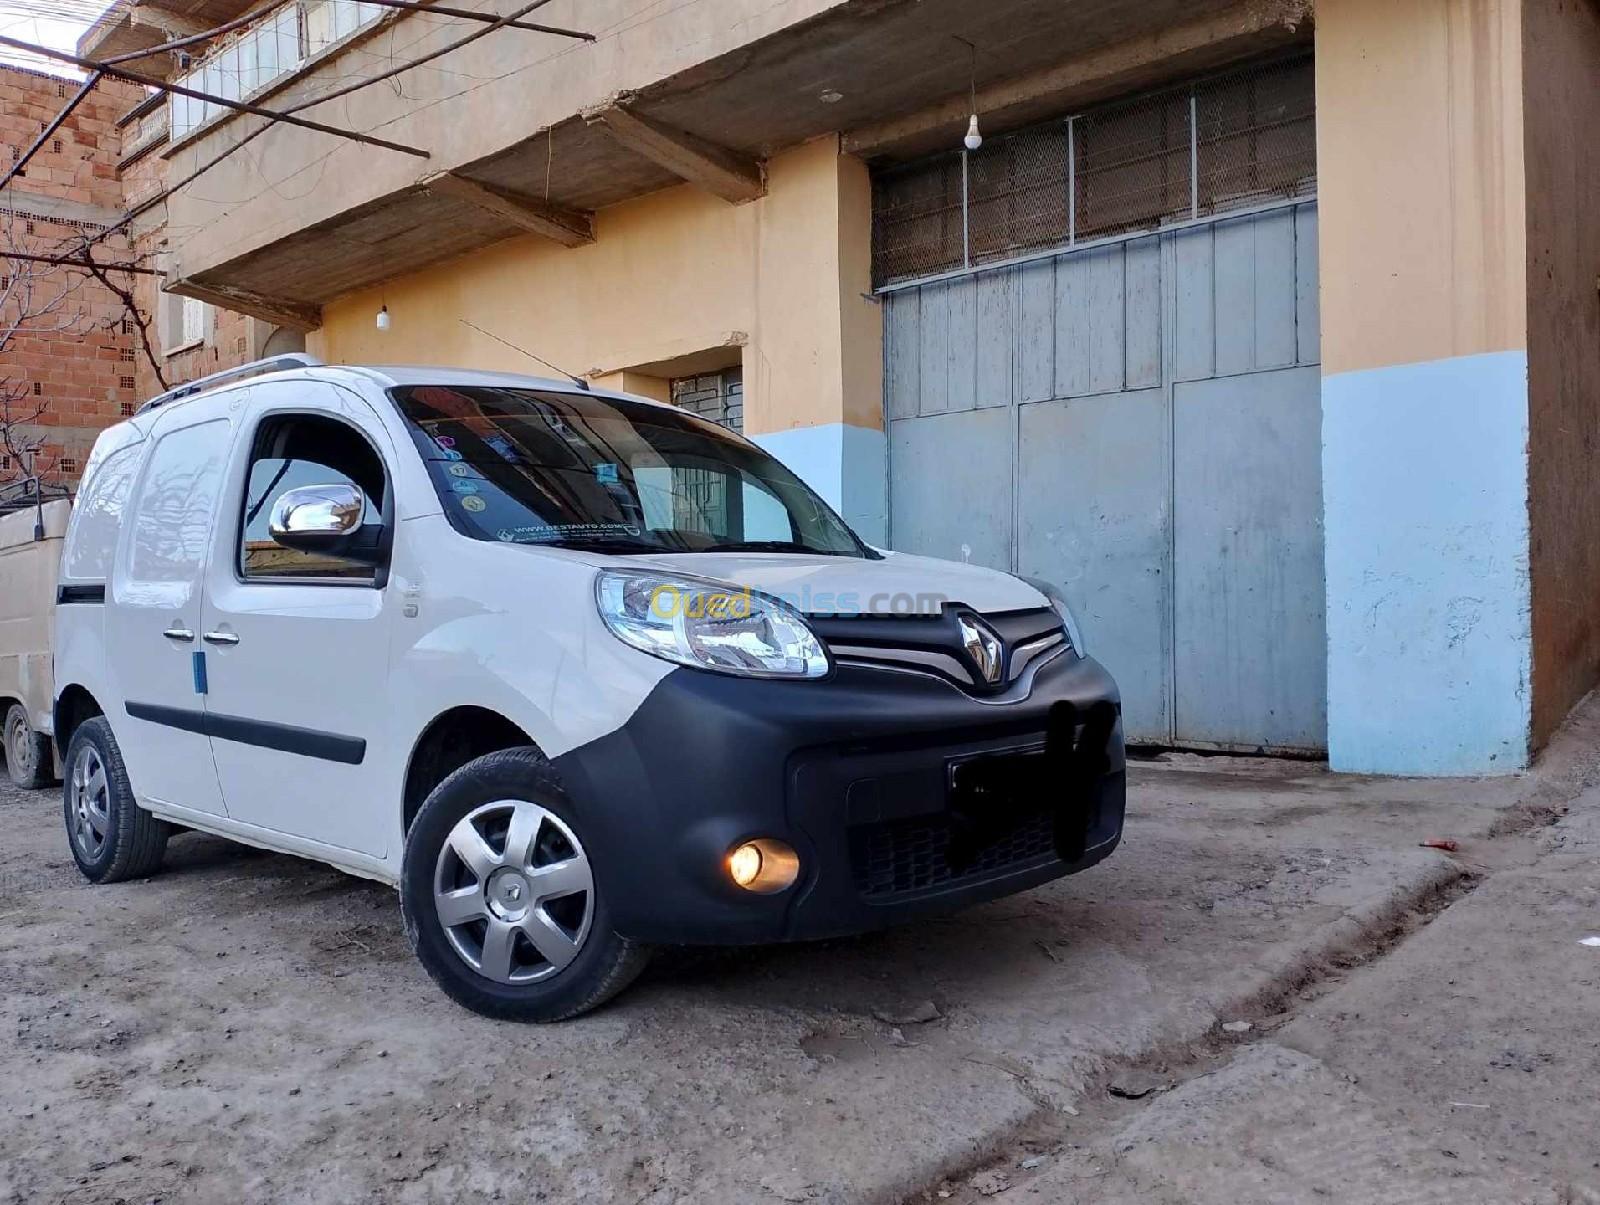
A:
<box><xmin>884</xmin><ymin>202</ymin><xmax>1325</xmax><ymax>753</ymax></box>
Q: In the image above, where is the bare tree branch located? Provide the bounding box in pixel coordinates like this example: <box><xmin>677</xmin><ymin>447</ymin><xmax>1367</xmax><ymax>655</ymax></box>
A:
<box><xmin>0</xmin><ymin>208</ymin><xmax>166</xmax><ymax>492</ymax></box>
<box><xmin>73</xmin><ymin>236</ymin><xmax>170</xmax><ymax>394</ymax></box>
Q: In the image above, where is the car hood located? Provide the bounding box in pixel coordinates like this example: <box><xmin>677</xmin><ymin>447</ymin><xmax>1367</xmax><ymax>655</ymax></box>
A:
<box><xmin>598</xmin><ymin>549</ymin><xmax>1048</xmax><ymax>616</ymax></box>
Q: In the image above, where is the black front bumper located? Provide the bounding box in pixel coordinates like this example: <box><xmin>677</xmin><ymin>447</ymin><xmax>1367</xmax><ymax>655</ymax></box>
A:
<box><xmin>551</xmin><ymin>649</ymin><xmax>1126</xmax><ymax>945</ymax></box>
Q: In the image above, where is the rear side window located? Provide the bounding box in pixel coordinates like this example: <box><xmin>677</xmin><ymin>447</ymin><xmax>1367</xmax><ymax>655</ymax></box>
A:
<box><xmin>237</xmin><ymin>413</ymin><xmax>387</xmax><ymax>582</ymax></box>
<box><xmin>128</xmin><ymin>418</ymin><xmax>233</xmax><ymax>589</ymax></box>
<box><xmin>61</xmin><ymin>440</ymin><xmax>142</xmax><ymax>582</ymax></box>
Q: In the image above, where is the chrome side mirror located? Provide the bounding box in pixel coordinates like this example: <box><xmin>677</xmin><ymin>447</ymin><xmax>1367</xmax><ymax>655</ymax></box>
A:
<box><xmin>268</xmin><ymin>483</ymin><xmax>377</xmax><ymax>562</ymax></box>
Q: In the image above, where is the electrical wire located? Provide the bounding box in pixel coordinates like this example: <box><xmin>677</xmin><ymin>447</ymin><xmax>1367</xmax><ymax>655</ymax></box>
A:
<box><xmin>77</xmin><ymin>0</ymin><xmax>755</xmax><ymax>275</ymax></box>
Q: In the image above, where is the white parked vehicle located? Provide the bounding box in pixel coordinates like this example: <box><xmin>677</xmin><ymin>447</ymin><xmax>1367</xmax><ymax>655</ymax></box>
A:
<box><xmin>54</xmin><ymin>355</ymin><xmax>1125</xmax><ymax>1021</ymax></box>
<box><xmin>0</xmin><ymin>493</ymin><xmax>70</xmax><ymax>788</ymax></box>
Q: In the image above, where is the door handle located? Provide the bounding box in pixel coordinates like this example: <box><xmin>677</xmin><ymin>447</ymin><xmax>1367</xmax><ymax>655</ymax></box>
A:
<box><xmin>163</xmin><ymin>626</ymin><xmax>195</xmax><ymax>642</ymax></box>
<box><xmin>202</xmin><ymin>630</ymin><xmax>240</xmax><ymax>646</ymax></box>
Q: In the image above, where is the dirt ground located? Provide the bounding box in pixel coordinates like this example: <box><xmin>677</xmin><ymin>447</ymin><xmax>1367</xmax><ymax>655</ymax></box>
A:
<box><xmin>1</xmin><ymin>717</ymin><xmax>1594</xmax><ymax>1204</ymax></box>
<box><xmin>935</xmin><ymin>790</ymin><xmax>1600</xmax><ymax>1205</ymax></box>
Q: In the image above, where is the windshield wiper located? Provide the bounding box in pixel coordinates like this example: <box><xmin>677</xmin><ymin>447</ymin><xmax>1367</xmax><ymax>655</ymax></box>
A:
<box><xmin>698</xmin><ymin>540</ymin><xmax>852</xmax><ymax>556</ymax></box>
<box><xmin>528</xmin><ymin>538</ymin><xmax>676</xmax><ymax>554</ymax></box>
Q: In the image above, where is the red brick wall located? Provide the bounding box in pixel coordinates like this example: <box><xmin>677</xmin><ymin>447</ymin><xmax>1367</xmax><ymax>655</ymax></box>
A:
<box><xmin>1</xmin><ymin>64</ymin><xmax>148</xmax><ymax>488</ymax></box>
<box><xmin>0</xmin><ymin>65</ymin><xmax>140</xmax><ymax>211</ymax></box>
<box><xmin>2</xmin><ymin>65</ymin><xmax>264</xmax><ymax>489</ymax></box>
<box><xmin>118</xmin><ymin>100</ymin><xmax>257</xmax><ymax>403</ymax></box>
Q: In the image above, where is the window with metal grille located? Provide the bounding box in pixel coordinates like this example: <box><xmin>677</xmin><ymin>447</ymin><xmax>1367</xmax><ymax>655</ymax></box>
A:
<box><xmin>32</xmin><ymin>382</ymin><xmax>41</xmax><ymax>396</ymax></box>
<box><xmin>120</xmin><ymin>402</ymin><xmax>135</xmax><ymax>417</ymax></box>
<box><xmin>119</xmin><ymin>347</ymin><xmax>136</xmax><ymax>363</ymax></box>
<box><xmin>60</xmin><ymin>457</ymin><xmax>77</xmax><ymax>475</ymax></box>
<box><xmin>871</xmin><ymin>54</ymin><xmax>1315</xmax><ymax>286</ymax></box>
<box><xmin>51</xmin><ymin>139</ymin><xmax>60</xmax><ymax>154</ymax></box>
<box><xmin>119</xmin><ymin>375</ymin><xmax>136</xmax><ymax>390</ymax></box>
<box><xmin>670</xmin><ymin>368</ymin><xmax>744</xmax><ymax>434</ymax></box>
<box><xmin>668</xmin><ymin>368</ymin><xmax>745</xmax><ymax>534</ymax></box>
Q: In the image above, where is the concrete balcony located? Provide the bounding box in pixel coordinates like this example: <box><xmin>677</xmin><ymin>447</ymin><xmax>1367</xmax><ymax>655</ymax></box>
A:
<box><xmin>83</xmin><ymin>0</ymin><xmax>259</xmax><ymax>65</ymax></box>
<box><xmin>158</xmin><ymin>0</ymin><xmax>1311</xmax><ymax>328</ymax></box>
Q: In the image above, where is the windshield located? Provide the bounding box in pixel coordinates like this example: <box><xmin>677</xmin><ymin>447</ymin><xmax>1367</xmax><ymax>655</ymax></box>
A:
<box><xmin>391</xmin><ymin>385</ymin><xmax>873</xmax><ymax>558</ymax></box>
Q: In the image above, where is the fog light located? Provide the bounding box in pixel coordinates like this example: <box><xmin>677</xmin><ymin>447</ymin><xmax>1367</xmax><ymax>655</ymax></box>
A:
<box><xmin>728</xmin><ymin>843</ymin><xmax>763</xmax><ymax>887</ymax></box>
<box><xmin>726</xmin><ymin>838</ymin><xmax>800</xmax><ymax>894</ymax></box>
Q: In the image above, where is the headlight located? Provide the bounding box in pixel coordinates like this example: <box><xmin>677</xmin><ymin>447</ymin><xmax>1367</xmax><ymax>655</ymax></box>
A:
<box><xmin>595</xmin><ymin>570</ymin><xmax>830</xmax><ymax>679</ymax></box>
<box><xmin>1020</xmin><ymin>575</ymin><xmax>1086</xmax><ymax>658</ymax></box>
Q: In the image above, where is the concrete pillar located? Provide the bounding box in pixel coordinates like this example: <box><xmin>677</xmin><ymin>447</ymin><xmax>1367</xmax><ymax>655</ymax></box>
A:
<box><xmin>745</xmin><ymin>136</ymin><xmax>887</xmax><ymax>546</ymax></box>
<box><xmin>1316</xmin><ymin>0</ymin><xmax>1531</xmax><ymax>774</ymax></box>
<box><xmin>589</xmin><ymin>370</ymin><xmax>671</xmax><ymax>405</ymax></box>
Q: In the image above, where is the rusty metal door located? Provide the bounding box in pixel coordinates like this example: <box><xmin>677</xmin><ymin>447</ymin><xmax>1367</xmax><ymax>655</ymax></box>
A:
<box><xmin>884</xmin><ymin>201</ymin><xmax>1324</xmax><ymax>752</ymax></box>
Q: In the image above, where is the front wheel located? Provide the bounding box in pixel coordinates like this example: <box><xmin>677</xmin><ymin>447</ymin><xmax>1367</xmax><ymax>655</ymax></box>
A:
<box><xmin>400</xmin><ymin>747</ymin><xmax>649</xmax><ymax>1022</ymax></box>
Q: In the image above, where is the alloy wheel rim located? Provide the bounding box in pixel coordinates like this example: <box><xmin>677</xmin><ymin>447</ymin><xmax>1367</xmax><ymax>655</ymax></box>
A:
<box><xmin>432</xmin><ymin>799</ymin><xmax>594</xmax><ymax>985</ymax></box>
<box><xmin>69</xmin><ymin>746</ymin><xmax>111</xmax><ymax>861</ymax></box>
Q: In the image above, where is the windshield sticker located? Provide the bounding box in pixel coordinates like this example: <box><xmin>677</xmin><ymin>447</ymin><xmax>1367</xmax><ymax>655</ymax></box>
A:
<box><xmin>433</xmin><ymin>434</ymin><xmax>456</xmax><ymax>449</ymax></box>
<box><xmin>446</xmin><ymin>462</ymin><xmax>474</xmax><ymax>478</ymax></box>
<box><xmin>490</xmin><ymin>522</ymin><xmax>644</xmax><ymax>543</ymax></box>
<box><xmin>439</xmin><ymin>448</ymin><xmax>464</xmax><ymax>462</ymax></box>
<box><xmin>460</xmin><ymin>495</ymin><xmax>487</xmax><ymax>513</ymax></box>
<box><xmin>450</xmin><ymin>479</ymin><xmax>480</xmax><ymax>495</ymax></box>
<box><xmin>484</xmin><ymin>434</ymin><xmax>523</xmax><ymax>463</ymax></box>
<box><xmin>594</xmin><ymin>462</ymin><xmax>619</xmax><ymax>484</ymax></box>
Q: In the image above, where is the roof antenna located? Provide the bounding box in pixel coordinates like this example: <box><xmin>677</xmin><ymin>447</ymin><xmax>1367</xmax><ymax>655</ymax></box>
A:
<box><xmin>458</xmin><ymin>318</ymin><xmax>590</xmax><ymax>390</ymax></box>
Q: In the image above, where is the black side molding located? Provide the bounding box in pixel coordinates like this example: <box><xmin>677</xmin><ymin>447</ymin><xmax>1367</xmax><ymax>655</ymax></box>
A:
<box><xmin>57</xmin><ymin>583</ymin><xmax>106</xmax><ymax>604</ymax></box>
<box><xmin>125</xmin><ymin>702</ymin><xmax>366</xmax><ymax>766</ymax></box>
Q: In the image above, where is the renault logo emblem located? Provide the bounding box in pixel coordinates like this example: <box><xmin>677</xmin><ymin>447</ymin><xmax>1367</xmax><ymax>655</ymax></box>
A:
<box><xmin>958</xmin><ymin>614</ymin><xmax>1005</xmax><ymax>685</ymax></box>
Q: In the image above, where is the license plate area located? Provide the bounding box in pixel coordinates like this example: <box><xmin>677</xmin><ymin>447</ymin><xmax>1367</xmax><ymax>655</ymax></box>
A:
<box><xmin>945</xmin><ymin>700</ymin><xmax>1117</xmax><ymax>870</ymax></box>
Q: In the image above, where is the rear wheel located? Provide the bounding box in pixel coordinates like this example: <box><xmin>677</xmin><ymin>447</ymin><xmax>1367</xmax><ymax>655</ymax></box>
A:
<box><xmin>63</xmin><ymin>716</ymin><xmax>170</xmax><ymax>883</ymax></box>
<box><xmin>401</xmin><ymin>747</ymin><xmax>648</xmax><ymax>1021</ymax></box>
<box><xmin>5</xmin><ymin>703</ymin><xmax>52</xmax><ymax>789</ymax></box>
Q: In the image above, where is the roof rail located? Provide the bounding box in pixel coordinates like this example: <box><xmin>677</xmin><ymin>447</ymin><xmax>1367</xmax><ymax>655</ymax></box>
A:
<box><xmin>136</xmin><ymin>353</ymin><xmax>325</xmax><ymax>415</ymax></box>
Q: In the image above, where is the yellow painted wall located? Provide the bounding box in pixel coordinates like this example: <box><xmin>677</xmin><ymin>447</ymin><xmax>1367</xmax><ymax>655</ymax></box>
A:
<box><xmin>311</xmin><ymin>136</ymin><xmax>881</xmax><ymax>437</ymax></box>
<box><xmin>1315</xmin><ymin>0</ymin><xmax>1527</xmax><ymax>375</ymax></box>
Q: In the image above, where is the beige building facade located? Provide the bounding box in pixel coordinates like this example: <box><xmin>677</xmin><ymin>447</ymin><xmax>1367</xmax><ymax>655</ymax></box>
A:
<box><xmin>61</xmin><ymin>0</ymin><xmax>1600</xmax><ymax>774</ymax></box>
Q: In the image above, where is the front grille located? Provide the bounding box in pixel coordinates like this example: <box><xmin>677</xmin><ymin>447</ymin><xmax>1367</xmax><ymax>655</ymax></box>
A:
<box><xmin>810</xmin><ymin>607</ymin><xmax>1065</xmax><ymax>694</ymax></box>
<box><xmin>850</xmin><ymin>809</ymin><xmax>1059</xmax><ymax>898</ymax></box>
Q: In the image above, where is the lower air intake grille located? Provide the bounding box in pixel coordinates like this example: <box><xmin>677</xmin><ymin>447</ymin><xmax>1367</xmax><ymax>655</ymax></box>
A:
<box><xmin>849</xmin><ymin>809</ymin><xmax>1059</xmax><ymax>899</ymax></box>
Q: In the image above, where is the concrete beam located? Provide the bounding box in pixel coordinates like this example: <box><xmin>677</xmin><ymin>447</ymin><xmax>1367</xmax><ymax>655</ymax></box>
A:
<box><xmin>582</xmin><ymin>100</ymin><xmax>765</xmax><ymax>204</ymax></box>
<box><xmin>129</xmin><ymin>4</ymin><xmax>213</xmax><ymax>39</ymax></box>
<box><xmin>165</xmin><ymin>277</ymin><xmax>322</xmax><ymax>332</ymax></box>
<box><xmin>422</xmin><ymin>172</ymin><xmax>594</xmax><ymax>248</ymax></box>
<box><xmin>843</xmin><ymin>0</ymin><xmax>1314</xmax><ymax>160</ymax></box>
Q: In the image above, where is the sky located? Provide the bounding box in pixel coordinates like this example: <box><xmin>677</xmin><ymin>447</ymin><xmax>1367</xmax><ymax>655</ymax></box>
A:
<box><xmin>0</xmin><ymin>5</ymin><xmax>93</xmax><ymax>76</ymax></box>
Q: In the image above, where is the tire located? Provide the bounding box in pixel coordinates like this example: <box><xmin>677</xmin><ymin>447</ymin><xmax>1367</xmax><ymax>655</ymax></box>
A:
<box><xmin>62</xmin><ymin>716</ymin><xmax>170</xmax><ymax>884</ymax></box>
<box><xmin>5</xmin><ymin>703</ymin><xmax>53</xmax><ymax>790</ymax></box>
<box><xmin>401</xmin><ymin>746</ymin><xmax>649</xmax><ymax>1022</ymax></box>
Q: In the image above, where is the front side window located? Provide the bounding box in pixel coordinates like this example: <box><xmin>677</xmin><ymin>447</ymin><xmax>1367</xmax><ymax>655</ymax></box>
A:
<box><xmin>391</xmin><ymin>386</ymin><xmax>872</xmax><ymax>558</ymax></box>
<box><xmin>238</xmin><ymin>413</ymin><xmax>387</xmax><ymax>581</ymax></box>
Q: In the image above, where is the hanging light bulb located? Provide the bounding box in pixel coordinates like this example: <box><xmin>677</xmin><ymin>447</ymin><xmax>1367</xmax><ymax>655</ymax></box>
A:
<box><xmin>376</xmin><ymin>304</ymin><xmax>390</xmax><ymax>332</ymax></box>
<box><xmin>957</xmin><ymin>36</ymin><xmax>982</xmax><ymax>151</ymax></box>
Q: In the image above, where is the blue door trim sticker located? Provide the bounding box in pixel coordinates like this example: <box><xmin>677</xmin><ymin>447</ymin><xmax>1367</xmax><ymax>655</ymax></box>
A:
<box><xmin>124</xmin><ymin>701</ymin><xmax>366</xmax><ymax>765</ymax></box>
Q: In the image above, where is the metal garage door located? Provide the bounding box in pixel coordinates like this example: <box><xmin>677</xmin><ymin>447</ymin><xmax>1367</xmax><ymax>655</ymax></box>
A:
<box><xmin>884</xmin><ymin>201</ymin><xmax>1324</xmax><ymax>753</ymax></box>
